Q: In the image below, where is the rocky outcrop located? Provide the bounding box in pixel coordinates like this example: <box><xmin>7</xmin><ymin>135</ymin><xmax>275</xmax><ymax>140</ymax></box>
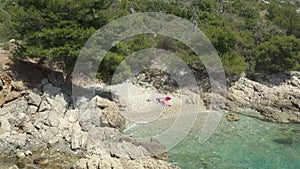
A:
<box><xmin>225</xmin><ymin>113</ymin><xmax>240</xmax><ymax>122</ymax></box>
<box><xmin>0</xmin><ymin>65</ymin><xmax>178</xmax><ymax>169</ymax></box>
<box><xmin>132</xmin><ymin>71</ymin><xmax>179</xmax><ymax>92</ymax></box>
<box><xmin>227</xmin><ymin>72</ymin><xmax>300</xmax><ymax>123</ymax></box>
<box><xmin>76</xmin><ymin>143</ymin><xmax>178</xmax><ymax>169</ymax></box>
<box><xmin>0</xmin><ymin>69</ymin><xmax>26</xmax><ymax>106</ymax></box>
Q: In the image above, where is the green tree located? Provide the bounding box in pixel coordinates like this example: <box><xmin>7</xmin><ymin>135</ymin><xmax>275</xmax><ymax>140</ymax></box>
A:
<box><xmin>98</xmin><ymin>52</ymin><xmax>127</xmax><ymax>83</ymax></box>
<box><xmin>238</xmin><ymin>6</ymin><xmax>257</xmax><ymax>19</ymax></box>
<box><xmin>192</xmin><ymin>0</ymin><xmax>216</xmax><ymax>12</ymax></box>
<box><xmin>221</xmin><ymin>51</ymin><xmax>246</xmax><ymax>75</ymax></box>
<box><xmin>253</xmin><ymin>35</ymin><xmax>300</xmax><ymax>72</ymax></box>
<box><xmin>267</xmin><ymin>4</ymin><xmax>300</xmax><ymax>37</ymax></box>
<box><xmin>3</xmin><ymin>0</ymin><xmax>113</xmax><ymax>74</ymax></box>
<box><xmin>205</xmin><ymin>26</ymin><xmax>237</xmax><ymax>54</ymax></box>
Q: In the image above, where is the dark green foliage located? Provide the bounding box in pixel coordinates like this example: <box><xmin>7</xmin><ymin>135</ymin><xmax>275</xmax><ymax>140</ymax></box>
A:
<box><xmin>221</xmin><ymin>51</ymin><xmax>246</xmax><ymax>75</ymax></box>
<box><xmin>192</xmin><ymin>0</ymin><xmax>216</xmax><ymax>12</ymax></box>
<box><xmin>2</xmin><ymin>0</ymin><xmax>113</xmax><ymax>73</ymax></box>
<box><xmin>0</xmin><ymin>0</ymin><xmax>299</xmax><ymax>83</ymax></box>
<box><xmin>267</xmin><ymin>3</ymin><xmax>300</xmax><ymax>37</ymax></box>
<box><xmin>253</xmin><ymin>36</ymin><xmax>300</xmax><ymax>72</ymax></box>
<box><xmin>98</xmin><ymin>52</ymin><xmax>128</xmax><ymax>83</ymax></box>
<box><xmin>205</xmin><ymin>26</ymin><xmax>237</xmax><ymax>54</ymax></box>
<box><xmin>239</xmin><ymin>7</ymin><xmax>257</xmax><ymax>19</ymax></box>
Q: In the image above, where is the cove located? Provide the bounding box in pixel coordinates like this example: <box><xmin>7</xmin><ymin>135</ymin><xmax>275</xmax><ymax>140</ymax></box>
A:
<box><xmin>125</xmin><ymin>113</ymin><xmax>300</xmax><ymax>169</ymax></box>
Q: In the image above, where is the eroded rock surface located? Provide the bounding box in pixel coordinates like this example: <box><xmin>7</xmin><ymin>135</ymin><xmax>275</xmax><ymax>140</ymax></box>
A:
<box><xmin>0</xmin><ymin>65</ymin><xmax>178</xmax><ymax>169</ymax></box>
<box><xmin>228</xmin><ymin>72</ymin><xmax>300</xmax><ymax>123</ymax></box>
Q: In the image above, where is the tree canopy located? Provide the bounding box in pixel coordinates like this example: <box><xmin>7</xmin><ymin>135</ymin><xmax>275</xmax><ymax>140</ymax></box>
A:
<box><xmin>254</xmin><ymin>35</ymin><xmax>300</xmax><ymax>72</ymax></box>
<box><xmin>0</xmin><ymin>0</ymin><xmax>299</xmax><ymax>82</ymax></box>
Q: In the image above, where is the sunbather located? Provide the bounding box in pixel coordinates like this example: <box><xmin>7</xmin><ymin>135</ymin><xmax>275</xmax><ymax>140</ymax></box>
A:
<box><xmin>155</xmin><ymin>96</ymin><xmax>171</xmax><ymax>107</ymax></box>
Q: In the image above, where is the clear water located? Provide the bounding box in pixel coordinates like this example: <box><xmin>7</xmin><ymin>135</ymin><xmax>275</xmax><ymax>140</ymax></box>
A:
<box><xmin>125</xmin><ymin>114</ymin><xmax>300</xmax><ymax>169</ymax></box>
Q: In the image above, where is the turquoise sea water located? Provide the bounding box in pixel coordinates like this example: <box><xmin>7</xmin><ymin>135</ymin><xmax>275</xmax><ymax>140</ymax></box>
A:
<box><xmin>125</xmin><ymin>114</ymin><xmax>300</xmax><ymax>169</ymax></box>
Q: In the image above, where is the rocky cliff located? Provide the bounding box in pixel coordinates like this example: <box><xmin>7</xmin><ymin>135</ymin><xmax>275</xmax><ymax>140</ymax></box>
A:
<box><xmin>227</xmin><ymin>72</ymin><xmax>300</xmax><ymax>123</ymax></box>
<box><xmin>0</xmin><ymin>65</ymin><xmax>178</xmax><ymax>169</ymax></box>
<box><xmin>1</xmin><ymin>60</ymin><xmax>300</xmax><ymax>168</ymax></box>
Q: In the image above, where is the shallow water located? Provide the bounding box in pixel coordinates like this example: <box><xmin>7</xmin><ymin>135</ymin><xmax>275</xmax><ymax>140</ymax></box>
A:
<box><xmin>125</xmin><ymin>113</ymin><xmax>300</xmax><ymax>169</ymax></box>
<box><xmin>0</xmin><ymin>149</ymin><xmax>80</xmax><ymax>168</ymax></box>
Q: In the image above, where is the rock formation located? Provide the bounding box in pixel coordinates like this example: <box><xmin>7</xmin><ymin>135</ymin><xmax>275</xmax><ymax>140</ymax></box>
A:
<box><xmin>0</xmin><ymin>65</ymin><xmax>179</xmax><ymax>169</ymax></box>
<box><xmin>227</xmin><ymin>72</ymin><xmax>300</xmax><ymax>123</ymax></box>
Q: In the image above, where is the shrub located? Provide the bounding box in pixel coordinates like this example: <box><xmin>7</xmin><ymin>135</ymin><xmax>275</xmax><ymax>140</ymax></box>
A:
<box><xmin>253</xmin><ymin>35</ymin><xmax>300</xmax><ymax>73</ymax></box>
<box><xmin>221</xmin><ymin>52</ymin><xmax>246</xmax><ymax>75</ymax></box>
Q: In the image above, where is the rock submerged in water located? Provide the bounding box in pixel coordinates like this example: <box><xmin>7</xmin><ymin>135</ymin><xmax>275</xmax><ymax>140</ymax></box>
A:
<box><xmin>273</xmin><ymin>138</ymin><xmax>293</xmax><ymax>145</ymax></box>
<box><xmin>225</xmin><ymin>113</ymin><xmax>240</xmax><ymax>122</ymax></box>
<box><xmin>292</xmin><ymin>129</ymin><xmax>300</xmax><ymax>133</ymax></box>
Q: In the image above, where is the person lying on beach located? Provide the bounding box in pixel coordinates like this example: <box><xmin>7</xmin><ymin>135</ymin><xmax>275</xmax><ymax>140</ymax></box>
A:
<box><xmin>155</xmin><ymin>96</ymin><xmax>171</xmax><ymax>107</ymax></box>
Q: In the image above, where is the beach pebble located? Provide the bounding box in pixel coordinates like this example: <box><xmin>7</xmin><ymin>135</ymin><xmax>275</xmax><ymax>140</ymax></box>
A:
<box><xmin>16</xmin><ymin>151</ymin><xmax>25</xmax><ymax>158</ymax></box>
<box><xmin>24</xmin><ymin>150</ymin><xmax>32</xmax><ymax>156</ymax></box>
<box><xmin>34</xmin><ymin>157</ymin><xmax>49</xmax><ymax>165</ymax></box>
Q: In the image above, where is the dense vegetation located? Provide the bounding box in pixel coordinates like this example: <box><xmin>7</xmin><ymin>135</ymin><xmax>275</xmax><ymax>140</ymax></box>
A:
<box><xmin>0</xmin><ymin>0</ymin><xmax>299</xmax><ymax>82</ymax></box>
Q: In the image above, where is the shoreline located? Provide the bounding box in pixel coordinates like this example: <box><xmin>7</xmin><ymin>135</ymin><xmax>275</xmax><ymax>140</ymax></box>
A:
<box><xmin>0</xmin><ymin>60</ymin><xmax>299</xmax><ymax>168</ymax></box>
<box><xmin>0</xmin><ymin>63</ymin><xmax>179</xmax><ymax>169</ymax></box>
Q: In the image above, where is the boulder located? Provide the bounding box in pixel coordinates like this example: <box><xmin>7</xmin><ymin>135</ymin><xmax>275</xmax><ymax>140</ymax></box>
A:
<box><xmin>54</xmin><ymin>93</ymin><xmax>69</xmax><ymax>109</ymax></box>
<box><xmin>105</xmin><ymin>141</ymin><xmax>150</xmax><ymax>159</ymax></box>
<box><xmin>11</xmin><ymin>81</ymin><xmax>26</xmax><ymax>91</ymax></box>
<box><xmin>27</xmin><ymin>105</ymin><xmax>38</xmax><ymax>114</ymax></box>
<box><xmin>27</xmin><ymin>91</ymin><xmax>41</xmax><ymax>106</ymax></box>
<box><xmin>4</xmin><ymin>131</ymin><xmax>27</xmax><ymax>148</ymax></box>
<box><xmin>38</xmin><ymin>100</ymin><xmax>51</xmax><ymax>112</ymax></box>
<box><xmin>0</xmin><ymin>117</ymin><xmax>11</xmax><ymax>135</ymax></box>
<box><xmin>40</xmin><ymin>78</ymin><xmax>49</xmax><ymax>86</ymax></box>
<box><xmin>58</xmin><ymin>118</ymin><xmax>69</xmax><ymax>130</ymax></box>
<box><xmin>0</xmin><ymin>105</ymin><xmax>12</xmax><ymax>116</ymax></box>
<box><xmin>43</xmin><ymin>83</ymin><xmax>61</xmax><ymax>96</ymax></box>
<box><xmin>71</xmin><ymin>131</ymin><xmax>89</xmax><ymax>150</ymax></box>
<box><xmin>4</xmin><ymin>91</ymin><xmax>21</xmax><ymax>103</ymax></box>
<box><xmin>75</xmin><ymin>153</ymin><xmax>122</xmax><ymax>169</ymax></box>
<box><xmin>225</xmin><ymin>113</ymin><xmax>240</xmax><ymax>122</ymax></box>
<box><xmin>74</xmin><ymin>96</ymin><xmax>89</xmax><ymax>110</ymax></box>
<box><xmin>23</xmin><ymin>122</ymin><xmax>36</xmax><ymax>135</ymax></box>
<box><xmin>139</xmin><ymin>138</ymin><xmax>168</xmax><ymax>159</ymax></box>
<box><xmin>78</xmin><ymin>108</ymin><xmax>102</xmax><ymax>131</ymax></box>
<box><xmin>2</xmin><ymin>99</ymin><xmax>28</xmax><ymax>117</ymax></box>
<box><xmin>38</xmin><ymin>126</ymin><xmax>59</xmax><ymax>143</ymax></box>
<box><xmin>46</xmin><ymin>97</ymin><xmax>66</xmax><ymax>114</ymax></box>
<box><xmin>95</xmin><ymin>96</ymin><xmax>126</xmax><ymax>130</ymax></box>
<box><xmin>47</xmin><ymin>71</ymin><xmax>64</xmax><ymax>87</ymax></box>
<box><xmin>71</xmin><ymin>122</ymin><xmax>88</xmax><ymax>150</ymax></box>
<box><xmin>87</xmin><ymin>127</ymin><xmax>121</xmax><ymax>142</ymax></box>
<box><xmin>48</xmin><ymin>133</ymin><xmax>63</xmax><ymax>146</ymax></box>
<box><xmin>34</xmin><ymin>111</ymin><xmax>50</xmax><ymax>129</ymax></box>
<box><xmin>64</xmin><ymin>109</ymin><xmax>78</xmax><ymax>123</ymax></box>
<box><xmin>48</xmin><ymin>111</ymin><xmax>61</xmax><ymax>127</ymax></box>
